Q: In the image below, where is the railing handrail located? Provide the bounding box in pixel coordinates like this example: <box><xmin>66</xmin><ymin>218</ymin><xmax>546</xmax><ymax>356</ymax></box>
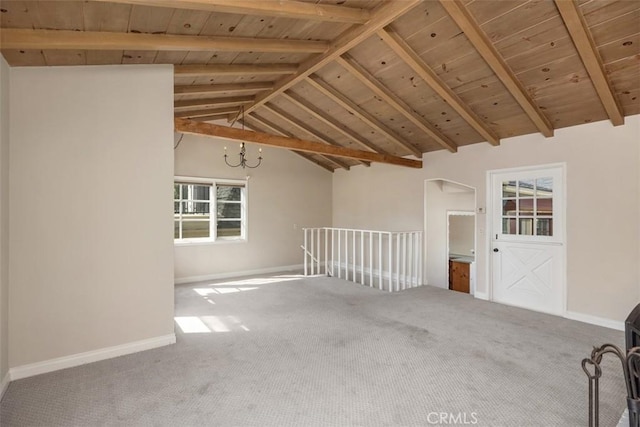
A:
<box><xmin>302</xmin><ymin>226</ymin><xmax>422</xmax><ymax>235</ymax></box>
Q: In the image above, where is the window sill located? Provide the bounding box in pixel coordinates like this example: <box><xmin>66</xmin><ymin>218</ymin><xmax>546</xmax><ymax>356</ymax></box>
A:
<box><xmin>174</xmin><ymin>238</ymin><xmax>247</xmax><ymax>247</ymax></box>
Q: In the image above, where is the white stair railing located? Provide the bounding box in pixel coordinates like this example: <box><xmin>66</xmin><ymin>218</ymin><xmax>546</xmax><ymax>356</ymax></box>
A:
<box><xmin>302</xmin><ymin>227</ymin><xmax>423</xmax><ymax>292</ymax></box>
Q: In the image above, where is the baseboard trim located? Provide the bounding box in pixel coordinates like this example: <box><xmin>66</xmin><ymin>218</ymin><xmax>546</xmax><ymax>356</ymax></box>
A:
<box><xmin>474</xmin><ymin>291</ymin><xmax>489</xmax><ymax>301</ymax></box>
<box><xmin>0</xmin><ymin>371</ymin><xmax>10</xmax><ymax>401</ymax></box>
<box><xmin>175</xmin><ymin>264</ymin><xmax>303</xmax><ymax>285</ymax></box>
<box><xmin>564</xmin><ymin>311</ymin><xmax>624</xmax><ymax>331</ymax></box>
<box><xmin>9</xmin><ymin>333</ymin><xmax>176</xmax><ymax>381</ymax></box>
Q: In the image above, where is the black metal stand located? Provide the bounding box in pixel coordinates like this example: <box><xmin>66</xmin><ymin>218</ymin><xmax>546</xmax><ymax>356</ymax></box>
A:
<box><xmin>582</xmin><ymin>344</ymin><xmax>640</xmax><ymax>427</ymax></box>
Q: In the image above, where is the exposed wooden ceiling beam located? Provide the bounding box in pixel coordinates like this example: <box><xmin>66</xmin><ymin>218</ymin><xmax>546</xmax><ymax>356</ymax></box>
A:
<box><xmin>0</xmin><ymin>28</ymin><xmax>328</xmax><ymax>53</ymax></box>
<box><xmin>336</xmin><ymin>55</ymin><xmax>457</xmax><ymax>153</ymax></box>
<box><xmin>175</xmin><ymin>119</ymin><xmax>422</xmax><ymax>169</ymax></box>
<box><xmin>246</xmin><ymin>115</ymin><xmax>344</xmax><ymax>172</ymax></box>
<box><xmin>378</xmin><ymin>28</ymin><xmax>500</xmax><ymax>147</ymax></box>
<box><xmin>174</xmin><ymin>82</ymin><xmax>274</xmax><ymax>96</ymax></box>
<box><xmin>554</xmin><ymin>0</ymin><xmax>624</xmax><ymax>126</ymax></box>
<box><xmin>174</xmin><ymin>106</ymin><xmax>239</xmax><ymax>119</ymax></box>
<box><xmin>192</xmin><ymin>114</ymin><xmax>232</xmax><ymax>122</ymax></box>
<box><xmin>281</xmin><ymin>91</ymin><xmax>387</xmax><ymax>155</ymax></box>
<box><xmin>89</xmin><ymin>0</ymin><xmax>371</xmax><ymax>24</ymax></box>
<box><xmin>174</xmin><ymin>64</ymin><xmax>298</xmax><ymax>77</ymax></box>
<box><xmin>306</xmin><ymin>74</ymin><xmax>422</xmax><ymax>157</ymax></box>
<box><xmin>242</xmin><ymin>0</ymin><xmax>421</xmax><ymax>117</ymax></box>
<box><xmin>439</xmin><ymin>0</ymin><xmax>554</xmax><ymax>137</ymax></box>
<box><xmin>174</xmin><ymin>96</ymin><xmax>254</xmax><ymax>110</ymax></box>
<box><xmin>262</xmin><ymin>104</ymin><xmax>365</xmax><ymax>168</ymax></box>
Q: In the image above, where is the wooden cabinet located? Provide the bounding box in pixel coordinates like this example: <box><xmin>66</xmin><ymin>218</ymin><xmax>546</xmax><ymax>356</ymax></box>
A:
<box><xmin>449</xmin><ymin>260</ymin><xmax>470</xmax><ymax>293</ymax></box>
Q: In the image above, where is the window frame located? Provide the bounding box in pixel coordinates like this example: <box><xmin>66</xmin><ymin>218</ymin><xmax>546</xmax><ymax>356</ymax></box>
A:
<box><xmin>174</xmin><ymin>176</ymin><xmax>248</xmax><ymax>245</ymax></box>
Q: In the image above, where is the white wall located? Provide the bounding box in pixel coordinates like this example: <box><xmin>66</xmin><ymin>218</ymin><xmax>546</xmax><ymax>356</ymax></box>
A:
<box><xmin>9</xmin><ymin>65</ymin><xmax>175</xmax><ymax>369</ymax></box>
<box><xmin>333</xmin><ymin>116</ymin><xmax>640</xmax><ymax>323</ymax></box>
<box><xmin>424</xmin><ymin>181</ymin><xmax>474</xmax><ymax>288</ymax></box>
<box><xmin>0</xmin><ymin>56</ymin><xmax>10</xmax><ymax>390</ymax></box>
<box><xmin>174</xmin><ymin>134</ymin><xmax>333</xmax><ymax>282</ymax></box>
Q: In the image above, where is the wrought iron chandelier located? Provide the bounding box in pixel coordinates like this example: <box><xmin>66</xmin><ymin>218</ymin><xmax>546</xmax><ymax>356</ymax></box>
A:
<box><xmin>224</xmin><ymin>107</ymin><xmax>263</xmax><ymax>169</ymax></box>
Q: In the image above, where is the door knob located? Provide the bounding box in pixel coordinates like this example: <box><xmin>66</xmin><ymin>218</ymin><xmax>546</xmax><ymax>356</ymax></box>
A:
<box><xmin>493</xmin><ymin>248</ymin><xmax>499</xmax><ymax>252</ymax></box>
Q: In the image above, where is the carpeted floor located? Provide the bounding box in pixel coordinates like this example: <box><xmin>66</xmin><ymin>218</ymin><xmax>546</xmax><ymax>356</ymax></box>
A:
<box><xmin>0</xmin><ymin>273</ymin><xmax>626</xmax><ymax>426</ymax></box>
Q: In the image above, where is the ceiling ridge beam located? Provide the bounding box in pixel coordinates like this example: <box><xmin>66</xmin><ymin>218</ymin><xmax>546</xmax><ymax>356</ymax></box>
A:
<box><xmin>281</xmin><ymin>91</ymin><xmax>388</xmax><ymax>155</ymax></box>
<box><xmin>241</xmin><ymin>0</ymin><xmax>421</xmax><ymax>117</ymax></box>
<box><xmin>174</xmin><ymin>106</ymin><xmax>240</xmax><ymax>118</ymax></box>
<box><xmin>246</xmin><ymin>114</ymin><xmax>346</xmax><ymax>171</ymax></box>
<box><xmin>174</xmin><ymin>96</ymin><xmax>255</xmax><ymax>110</ymax></box>
<box><xmin>306</xmin><ymin>74</ymin><xmax>422</xmax><ymax>157</ymax></box>
<box><xmin>88</xmin><ymin>0</ymin><xmax>371</xmax><ymax>24</ymax></box>
<box><xmin>0</xmin><ymin>28</ymin><xmax>328</xmax><ymax>53</ymax></box>
<box><xmin>262</xmin><ymin>104</ymin><xmax>367</xmax><ymax>167</ymax></box>
<box><xmin>175</xmin><ymin>118</ymin><xmax>422</xmax><ymax>169</ymax></box>
<box><xmin>554</xmin><ymin>0</ymin><xmax>624</xmax><ymax>126</ymax></box>
<box><xmin>378</xmin><ymin>27</ymin><xmax>500</xmax><ymax>147</ymax></box>
<box><xmin>174</xmin><ymin>82</ymin><xmax>274</xmax><ymax>96</ymax></box>
<box><xmin>174</xmin><ymin>64</ymin><xmax>298</xmax><ymax>76</ymax></box>
<box><xmin>336</xmin><ymin>55</ymin><xmax>457</xmax><ymax>153</ymax></box>
<box><xmin>439</xmin><ymin>0</ymin><xmax>554</xmax><ymax>137</ymax></box>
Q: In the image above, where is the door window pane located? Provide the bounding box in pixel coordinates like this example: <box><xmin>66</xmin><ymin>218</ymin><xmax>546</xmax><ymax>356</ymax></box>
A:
<box><xmin>519</xmin><ymin>218</ymin><xmax>534</xmax><ymax>235</ymax></box>
<box><xmin>502</xmin><ymin>218</ymin><xmax>516</xmax><ymax>234</ymax></box>
<box><xmin>518</xmin><ymin>179</ymin><xmax>535</xmax><ymax>197</ymax></box>
<box><xmin>536</xmin><ymin>219</ymin><xmax>553</xmax><ymax>236</ymax></box>
<box><xmin>500</xmin><ymin>176</ymin><xmax>554</xmax><ymax>238</ymax></box>
<box><xmin>519</xmin><ymin>198</ymin><xmax>534</xmax><ymax>215</ymax></box>
<box><xmin>537</xmin><ymin>198</ymin><xmax>552</xmax><ymax>216</ymax></box>
<box><xmin>502</xmin><ymin>181</ymin><xmax>517</xmax><ymax>197</ymax></box>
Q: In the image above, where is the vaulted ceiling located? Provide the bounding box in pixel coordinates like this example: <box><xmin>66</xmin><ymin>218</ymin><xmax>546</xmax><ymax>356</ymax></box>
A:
<box><xmin>1</xmin><ymin>0</ymin><xmax>639</xmax><ymax>171</ymax></box>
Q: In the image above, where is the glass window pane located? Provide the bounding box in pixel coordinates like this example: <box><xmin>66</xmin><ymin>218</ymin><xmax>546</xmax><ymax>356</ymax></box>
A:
<box><xmin>217</xmin><ymin>220</ymin><xmax>241</xmax><ymax>238</ymax></box>
<box><xmin>183</xmin><ymin>202</ymin><xmax>209</xmax><ymax>215</ymax></box>
<box><xmin>519</xmin><ymin>198</ymin><xmax>534</xmax><ymax>215</ymax></box>
<box><xmin>174</xmin><ymin>221</ymin><xmax>180</xmax><ymax>239</ymax></box>
<box><xmin>502</xmin><ymin>199</ymin><xmax>517</xmax><ymax>216</ymax></box>
<box><xmin>192</xmin><ymin>185</ymin><xmax>210</xmax><ymax>201</ymax></box>
<box><xmin>502</xmin><ymin>181</ymin><xmax>516</xmax><ymax>198</ymax></box>
<box><xmin>174</xmin><ymin>202</ymin><xmax>180</xmax><ymax>214</ymax></box>
<box><xmin>182</xmin><ymin>221</ymin><xmax>210</xmax><ymax>238</ymax></box>
<box><xmin>537</xmin><ymin>198</ymin><xmax>553</xmax><ymax>216</ymax></box>
<box><xmin>519</xmin><ymin>218</ymin><xmax>534</xmax><ymax>235</ymax></box>
<box><xmin>217</xmin><ymin>186</ymin><xmax>242</xmax><ymax>202</ymax></box>
<box><xmin>218</xmin><ymin>202</ymin><xmax>240</xmax><ymax>219</ymax></box>
<box><xmin>536</xmin><ymin>177</ymin><xmax>553</xmax><ymax>197</ymax></box>
<box><xmin>536</xmin><ymin>218</ymin><xmax>553</xmax><ymax>236</ymax></box>
<box><xmin>518</xmin><ymin>179</ymin><xmax>535</xmax><ymax>197</ymax></box>
<box><xmin>502</xmin><ymin>218</ymin><xmax>516</xmax><ymax>235</ymax></box>
<box><xmin>174</xmin><ymin>184</ymin><xmax>180</xmax><ymax>200</ymax></box>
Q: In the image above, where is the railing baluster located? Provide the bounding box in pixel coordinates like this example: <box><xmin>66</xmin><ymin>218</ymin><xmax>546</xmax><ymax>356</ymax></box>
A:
<box><xmin>368</xmin><ymin>231</ymin><xmax>373</xmax><ymax>287</ymax></box>
<box><xmin>378</xmin><ymin>232</ymin><xmax>383</xmax><ymax>290</ymax></box>
<box><xmin>352</xmin><ymin>230</ymin><xmax>356</xmax><ymax>284</ymax></box>
<box><xmin>360</xmin><ymin>231</ymin><xmax>364</xmax><ymax>285</ymax></box>
<box><xmin>402</xmin><ymin>233</ymin><xmax>407</xmax><ymax>290</ymax></box>
<box><xmin>408</xmin><ymin>233</ymin><xmax>413</xmax><ymax>288</ymax></box>
<box><xmin>395</xmin><ymin>233</ymin><xmax>400</xmax><ymax>292</ymax></box>
<box><xmin>388</xmin><ymin>232</ymin><xmax>393</xmax><ymax>292</ymax></box>
<box><xmin>337</xmin><ymin>229</ymin><xmax>341</xmax><ymax>279</ymax></box>
<box><xmin>304</xmin><ymin>228</ymin><xmax>308</xmax><ymax>276</ymax></box>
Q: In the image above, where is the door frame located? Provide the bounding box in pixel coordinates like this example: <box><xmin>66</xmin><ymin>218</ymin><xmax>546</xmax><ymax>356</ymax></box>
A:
<box><xmin>446</xmin><ymin>210</ymin><xmax>476</xmax><ymax>294</ymax></box>
<box><xmin>485</xmin><ymin>163</ymin><xmax>567</xmax><ymax>315</ymax></box>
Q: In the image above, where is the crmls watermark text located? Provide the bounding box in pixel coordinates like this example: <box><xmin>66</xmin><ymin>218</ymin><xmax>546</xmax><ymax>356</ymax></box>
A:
<box><xmin>426</xmin><ymin>412</ymin><xmax>479</xmax><ymax>425</ymax></box>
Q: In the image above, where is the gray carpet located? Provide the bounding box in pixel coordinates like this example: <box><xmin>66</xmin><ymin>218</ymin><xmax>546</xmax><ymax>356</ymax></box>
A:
<box><xmin>0</xmin><ymin>273</ymin><xmax>626</xmax><ymax>426</ymax></box>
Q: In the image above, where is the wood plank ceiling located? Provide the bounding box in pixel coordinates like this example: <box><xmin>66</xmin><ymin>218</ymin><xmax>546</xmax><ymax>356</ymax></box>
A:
<box><xmin>1</xmin><ymin>0</ymin><xmax>639</xmax><ymax>171</ymax></box>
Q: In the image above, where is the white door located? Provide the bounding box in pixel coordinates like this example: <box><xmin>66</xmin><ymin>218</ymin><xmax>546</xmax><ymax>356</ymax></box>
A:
<box><xmin>490</xmin><ymin>165</ymin><xmax>565</xmax><ymax>315</ymax></box>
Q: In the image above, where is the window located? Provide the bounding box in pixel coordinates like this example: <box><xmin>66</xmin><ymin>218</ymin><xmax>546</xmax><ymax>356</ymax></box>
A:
<box><xmin>501</xmin><ymin>177</ymin><xmax>553</xmax><ymax>237</ymax></box>
<box><xmin>174</xmin><ymin>177</ymin><xmax>246</xmax><ymax>243</ymax></box>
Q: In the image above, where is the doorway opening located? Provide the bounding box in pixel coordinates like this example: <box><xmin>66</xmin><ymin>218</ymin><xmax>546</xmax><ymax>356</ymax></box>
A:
<box><xmin>424</xmin><ymin>179</ymin><xmax>477</xmax><ymax>294</ymax></box>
